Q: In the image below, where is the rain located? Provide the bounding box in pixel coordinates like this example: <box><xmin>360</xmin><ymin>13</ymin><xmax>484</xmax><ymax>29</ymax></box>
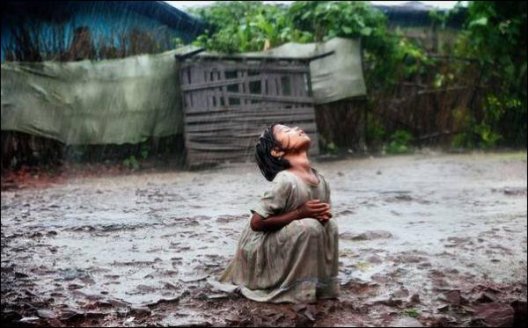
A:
<box><xmin>1</xmin><ymin>1</ymin><xmax>527</xmax><ymax>327</ymax></box>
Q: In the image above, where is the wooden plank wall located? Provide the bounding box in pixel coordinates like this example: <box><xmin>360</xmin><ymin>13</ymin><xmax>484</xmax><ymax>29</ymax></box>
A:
<box><xmin>180</xmin><ymin>59</ymin><xmax>319</xmax><ymax>166</ymax></box>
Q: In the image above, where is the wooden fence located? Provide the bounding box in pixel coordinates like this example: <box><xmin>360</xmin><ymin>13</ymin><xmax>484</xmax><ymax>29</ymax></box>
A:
<box><xmin>179</xmin><ymin>56</ymin><xmax>320</xmax><ymax>166</ymax></box>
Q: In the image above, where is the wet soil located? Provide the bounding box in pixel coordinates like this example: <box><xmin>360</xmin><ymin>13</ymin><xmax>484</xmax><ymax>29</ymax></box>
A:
<box><xmin>1</xmin><ymin>151</ymin><xmax>527</xmax><ymax>327</ymax></box>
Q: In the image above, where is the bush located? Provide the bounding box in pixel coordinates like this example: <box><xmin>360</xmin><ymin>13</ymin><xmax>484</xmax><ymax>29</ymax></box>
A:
<box><xmin>386</xmin><ymin>130</ymin><xmax>413</xmax><ymax>154</ymax></box>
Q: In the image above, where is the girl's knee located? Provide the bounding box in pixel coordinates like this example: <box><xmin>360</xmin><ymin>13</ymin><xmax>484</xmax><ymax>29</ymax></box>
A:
<box><xmin>300</xmin><ymin>219</ymin><xmax>325</xmax><ymax>238</ymax></box>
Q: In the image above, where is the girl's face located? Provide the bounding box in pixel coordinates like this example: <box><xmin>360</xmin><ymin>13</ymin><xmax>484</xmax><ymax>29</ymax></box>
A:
<box><xmin>272</xmin><ymin>124</ymin><xmax>311</xmax><ymax>152</ymax></box>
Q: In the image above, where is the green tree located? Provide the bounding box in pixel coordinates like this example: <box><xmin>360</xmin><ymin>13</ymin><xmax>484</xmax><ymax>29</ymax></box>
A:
<box><xmin>455</xmin><ymin>1</ymin><xmax>527</xmax><ymax>147</ymax></box>
<box><xmin>189</xmin><ymin>1</ymin><xmax>526</xmax><ymax>149</ymax></box>
<box><xmin>190</xmin><ymin>1</ymin><xmax>422</xmax><ymax>89</ymax></box>
<box><xmin>190</xmin><ymin>1</ymin><xmax>296</xmax><ymax>53</ymax></box>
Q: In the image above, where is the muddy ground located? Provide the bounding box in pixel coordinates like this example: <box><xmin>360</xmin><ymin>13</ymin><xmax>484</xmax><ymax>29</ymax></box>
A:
<box><xmin>1</xmin><ymin>151</ymin><xmax>527</xmax><ymax>327</ymax></box>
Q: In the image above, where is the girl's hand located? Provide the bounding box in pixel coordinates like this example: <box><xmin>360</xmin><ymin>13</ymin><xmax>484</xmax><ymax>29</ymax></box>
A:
<box><xmin>296</xmin><ymin>200</ymin><xmax>331</xmax><ymax>219</ymax></box>
<box><xmin>315</xmin><ymin>211</ymin><xmax>332</xmax><ymax>225</ymax></box>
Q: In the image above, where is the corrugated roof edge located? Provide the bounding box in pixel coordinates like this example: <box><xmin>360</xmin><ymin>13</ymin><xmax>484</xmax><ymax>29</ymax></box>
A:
<box><xmin>128</xmin><ymin>1</ymin><xmax>206</xmax><ymax>34</ymax></box>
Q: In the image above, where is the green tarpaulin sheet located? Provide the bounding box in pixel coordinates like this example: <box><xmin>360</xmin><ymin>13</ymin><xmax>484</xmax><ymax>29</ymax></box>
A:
<box><xmin>1</xmin><ymin>38</ymin><xmax>365</xmax><ymax>145</ymax></box>
<box><xmin>1</xmin><ymin>50</ymin><xmax>183</xmax><ymax>145</ymax></box>
<box><xmin>240</xmin><ymin>37</ymin><xmax>367</xmax><ymax>104</ymax></box>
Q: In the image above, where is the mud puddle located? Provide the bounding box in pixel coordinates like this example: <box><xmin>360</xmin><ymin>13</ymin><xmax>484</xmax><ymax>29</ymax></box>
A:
<box><xmin>1</xmin><ymin>152</ymin><xmax>527</xmax><ymax>326</ymax></box>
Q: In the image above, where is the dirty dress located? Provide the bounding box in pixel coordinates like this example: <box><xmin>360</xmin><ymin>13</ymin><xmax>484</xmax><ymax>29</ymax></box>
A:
<box><xmin>215</xmin><ymin>169</ymin><xmax>339</xmax><ymax>303</ymax></box>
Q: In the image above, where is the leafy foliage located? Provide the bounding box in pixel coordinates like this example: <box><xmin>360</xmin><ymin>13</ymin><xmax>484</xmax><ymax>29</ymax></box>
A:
<box><xmin>189</xmin><ymin>1</ymin><xmax>526</xmax><ymax>149</ymax></box>
<box><xmin>403</xmin><ymin>308</ymin><xmax>420</xmax><ymax>318</ymax></box>
<box><xmin>123</xmin><ymin>155</ymin><xmax>140</xmax><ymax>171</ymax></box>
<box><xmin>189</xmin><ymin>1</ymin><xmax>431</xmax><ymax>94</ymax></box>
<box><xmin>190</xmin><ymin>1</ymin><xmax>297</xmax><ymax>53</ymax></box>
<box><xmin>454</xmin><ymin>1</ymin><xmax>527</xmax><ymax>147</ymax></box>
<box><xmin>386</xmin><ymin>130</ymin><xmax>413</xmax><ymax>154</ymax></box>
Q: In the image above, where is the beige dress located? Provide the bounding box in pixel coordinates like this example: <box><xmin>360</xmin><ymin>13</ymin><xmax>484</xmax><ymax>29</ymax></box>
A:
<box><xmin>215</xmin><ymin>169</ymin><xmax>339</xmax><ymax>303</ymax></box>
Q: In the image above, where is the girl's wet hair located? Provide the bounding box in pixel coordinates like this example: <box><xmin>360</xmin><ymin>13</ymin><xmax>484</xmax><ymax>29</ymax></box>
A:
<box><xmin>255</xmin><ymin>123</ymin><xmax>291</xmax><ymax>181</ymax></box>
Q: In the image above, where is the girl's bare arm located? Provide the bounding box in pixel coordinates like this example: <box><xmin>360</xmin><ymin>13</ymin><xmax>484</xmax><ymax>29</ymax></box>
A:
<box><xmin>250</xmin><ymin>200</ymin><xmax>330</xmax><ymax>232</ymax></box>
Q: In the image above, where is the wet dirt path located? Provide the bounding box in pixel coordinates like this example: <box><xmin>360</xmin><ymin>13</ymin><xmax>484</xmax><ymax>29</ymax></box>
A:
<box><xmin>2</xmin><ymin>152</ymin><xmax>527</xmax><ymax>326</ymax></box>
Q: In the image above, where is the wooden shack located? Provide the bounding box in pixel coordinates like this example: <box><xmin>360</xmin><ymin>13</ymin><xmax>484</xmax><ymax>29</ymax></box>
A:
<box><xmin>178</xmin><ymin>53</ymin><xmax>331</xmax><ymax>167</ymax></box>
